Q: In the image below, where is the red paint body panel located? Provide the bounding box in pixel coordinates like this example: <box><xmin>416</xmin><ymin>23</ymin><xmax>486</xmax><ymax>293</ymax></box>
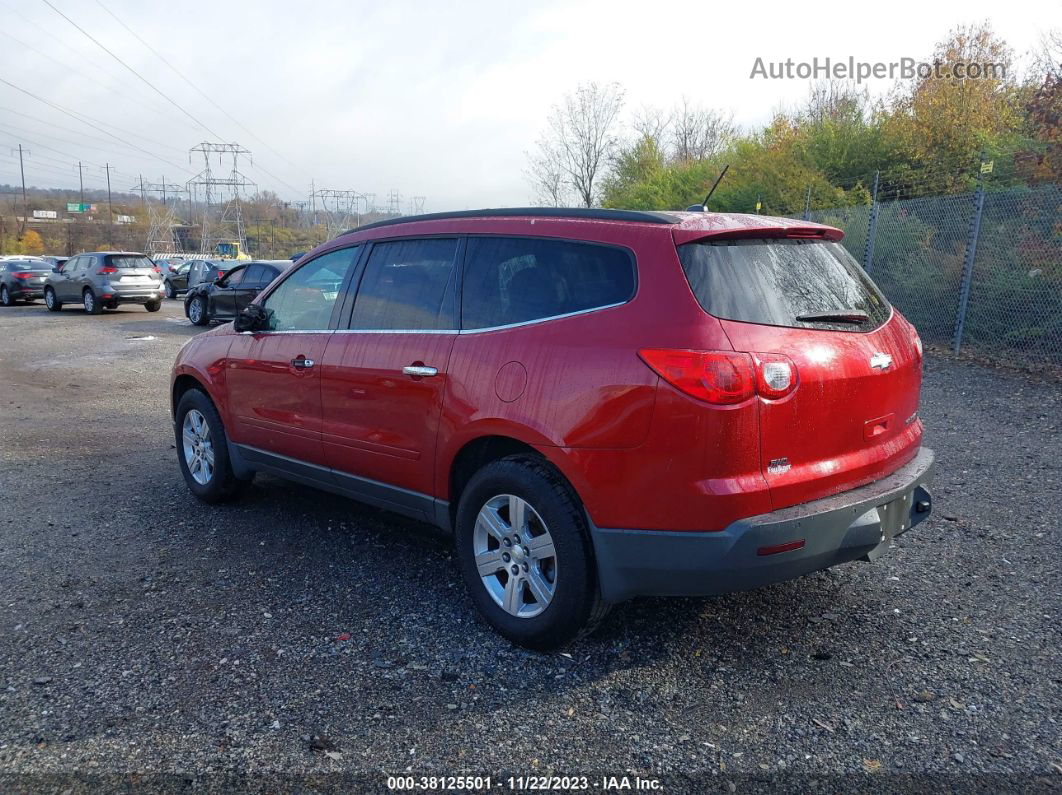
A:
<box><xmin>320</xmin><ymin>332</ymin><xmax>457</xmax><ymax>496</ymax></box>
<box><xmin>224</xmin><ymin>331</ymin><xmax>331</xmax><ymax>465</ymax></box>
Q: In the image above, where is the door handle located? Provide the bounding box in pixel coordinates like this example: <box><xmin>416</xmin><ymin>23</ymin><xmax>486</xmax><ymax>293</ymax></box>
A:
<box><xmin>402</xmin><ymin>365</ymin><xmax>438</xmax><ymax>377</ymax></box>
<box><xmin>291</xmin><ymin>357</ymin><xmax>315</xmax><ymax>369</ymax></box>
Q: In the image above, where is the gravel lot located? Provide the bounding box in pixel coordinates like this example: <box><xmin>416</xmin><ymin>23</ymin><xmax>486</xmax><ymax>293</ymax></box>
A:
<box><xmin>0</xmin><ymin>300</ymin><xmax>1058</xmax><ymax>792</ymax></box>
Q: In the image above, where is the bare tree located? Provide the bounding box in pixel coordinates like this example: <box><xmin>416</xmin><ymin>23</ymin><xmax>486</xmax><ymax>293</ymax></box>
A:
<box><xmin>526</xmin><ymin>140</ymin><xmax>569</xmax><ymax>206</ymax></box>
<box><xmin>670</xmin><ymin>98</ymin><xmax>736</xmax><ymax>162</ymax></box>
<box><xmin>527</xmin><ymin>82</ymin><xmax>625</xmax><ymax>207</ymax></box>
<box><xmin>631</xmin><ymin>105</ymin><xmax>671</xmax><ymax>149</ymax></box>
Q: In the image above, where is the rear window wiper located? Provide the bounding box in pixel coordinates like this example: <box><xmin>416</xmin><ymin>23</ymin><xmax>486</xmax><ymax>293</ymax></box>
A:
<box><xmin>795</xmin><ymin>310</ymin><xmax>869</xmax><ymax>324</ymax></box>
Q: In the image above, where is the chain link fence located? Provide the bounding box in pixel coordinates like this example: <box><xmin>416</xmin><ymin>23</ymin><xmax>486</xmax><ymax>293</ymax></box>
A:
<box><xmin>802</xmin><ymin>183</ymin><xmax>1062</xmax><ymax>370</ymax></box>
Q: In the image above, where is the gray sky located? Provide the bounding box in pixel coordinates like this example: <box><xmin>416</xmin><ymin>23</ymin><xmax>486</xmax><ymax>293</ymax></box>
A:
<box><xmin>0</xmin><ymin>0</ymin><xmax>1052</xmax><ymax>210</ymax></box>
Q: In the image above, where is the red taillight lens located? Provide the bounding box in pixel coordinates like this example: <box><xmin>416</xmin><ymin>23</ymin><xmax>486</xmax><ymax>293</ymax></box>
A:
<box><xmin>639</xmin><ymin>349</ymin><xmax>799</xmax><ymax>404</ymax></box>
<box><xmin>98</xmin><ymin>265</ymin><xmax>118</xmax><ymax>274</ymax></box>
<box><xmin>752</xmin><ymin>353</ymin><xmax>798</xmax><ymax>399</ymax></box>
<box><xmin>13</xmin><ymin>271</ymin><xmax>33</xmax><ymax>279</ymax></box>
<box><xmin>152</xmin><ymin>265</ymin><xmax>161</xmax><ymax>273</ymax></box>
<box><xmin>638</xmin><ymin>349</ymin><xmax>756</xmax><ymax>405</ymax></box>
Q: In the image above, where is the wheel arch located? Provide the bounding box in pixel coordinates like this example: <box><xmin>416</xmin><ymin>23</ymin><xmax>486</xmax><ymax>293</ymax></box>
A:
<box><xmin>444</xmin><ymin>434</ymin><xmax>589</xmax><ymax>532</ymax></box>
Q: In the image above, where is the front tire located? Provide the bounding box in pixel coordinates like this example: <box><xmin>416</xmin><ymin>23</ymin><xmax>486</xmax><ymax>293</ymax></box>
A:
<box><xmin>455</xmin><ymin>455</ymin><xmax>608</xmax><ymax>650</ymax></box>
<box><xmin>83</xmin><ymin>289</ymin><xmax>102</xmax><ymax>315</ymax></box>
<box><xmin>175</xmin><ymin>388</ymin><xmax>248</xmax><ymax>503</ymax></box>
<box><xmin>145</xmin><ymin>299</ymin><xmax>162</xmax><ymax>312</ymax></box>
<box><xmin>44</xmin><ymin>287</ymin><xmax>62</xmax><ymax>311</ymax></box>
<box><xmin>0</xmin><ymin>285</ymin><xmax>13</xmax><ymax>306</ymax></box>
<box><xmin>188</xmin><ymin>295</ymin><xmax>209</xmax><ymax>325</ymax></box>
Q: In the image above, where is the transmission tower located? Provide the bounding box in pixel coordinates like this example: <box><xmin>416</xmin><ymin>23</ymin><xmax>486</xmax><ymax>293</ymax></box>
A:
<box><xmin>186</xmin><ymin>143</ymin><xmax>256</xmax><ymax>256</ymax></box>
<box><xmin>387</xmin><ymin>189</ymin><xmax>402</xmax><ymax>216</ymax></box>
<box><xmin>133</xmin><ymin>178</ymin><xmax>191</xmax><ymax>255</ymax></box>
<box><xmin>409</xmin><ymin>195</ymin><xmax>426</xmax><ymax>215</ymax></box>
<box><xmin>312</xmin><ymin>188</ymin><xmax>371</xmax><ymax>236</ymax></box>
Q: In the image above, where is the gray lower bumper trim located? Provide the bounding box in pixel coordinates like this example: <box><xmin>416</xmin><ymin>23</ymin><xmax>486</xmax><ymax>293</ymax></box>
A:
<box><xmin>590</xmin><ymin>447</ymin><xmax>935</xmax><ymax>602</ymax></box>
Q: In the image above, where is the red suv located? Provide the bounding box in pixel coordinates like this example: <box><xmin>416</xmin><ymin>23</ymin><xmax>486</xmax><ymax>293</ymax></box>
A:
<box><xmin>171</xmin><ymin>208</ymin><xmax>934</xmax><ymax>649</ymax></box>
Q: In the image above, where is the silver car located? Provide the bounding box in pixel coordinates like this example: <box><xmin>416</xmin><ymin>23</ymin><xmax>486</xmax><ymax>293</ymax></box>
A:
<box><xmin>44</xmin><ymin>251</ymin><xmax>164</xmax><ymax>314</ymax></box>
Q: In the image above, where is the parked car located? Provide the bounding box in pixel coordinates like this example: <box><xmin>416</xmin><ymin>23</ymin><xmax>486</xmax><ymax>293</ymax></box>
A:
<box><xmin>183</xmin><ymin>260</ymin><xmax>287</xmax><ymax>325</ymax></box>
<box><xmin>162</xmin><ymin>260</ymin><xmax>194</xmax><ymax>299</ymax></box>
<box><xmin>40</xmin><ymin>256</ymin><xmax>69</xmax><ymax>270</ymax></box>
<box><xmin>185</xmin><ymin>259</ymin><xmax>230</xmax><ymax>292</ymax></box>
<box><xmin>170</xmin><ymin>208</ymin><xmax>934</xmax><ymax>649</ymax></box>
<box><xmin>44</xmin><ymin>251</ymin><xmax>163</xmax><ymax>314</ymax></box>
<box><xmin>0</xmin><ymin>258</ymin><xmax>52</xmax><ymax>305</ymax></box>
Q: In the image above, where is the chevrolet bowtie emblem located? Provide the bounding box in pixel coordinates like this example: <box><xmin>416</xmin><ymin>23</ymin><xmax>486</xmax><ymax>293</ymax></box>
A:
<box><xmin>870</xmin><ymin>352</ymin><xmax>893</xmax><ymax>370</ymax></box>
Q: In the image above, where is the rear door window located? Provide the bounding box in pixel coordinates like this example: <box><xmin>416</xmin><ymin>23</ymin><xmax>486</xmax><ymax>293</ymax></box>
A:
<box><xmin>104</xmin><ymin>254</ymin><xmax>154</xmax><ymax>269</ymax></box>
<box><xmin>349</xmin><ymin>239</ymin><xmax>458</xmax><ymax>330</ymax></box>
<box><xmin>242</xmin><ymin>264</ymin><xmax>266</xmax><ymax>286</ymax></box>
<box><xmin>677</xmin><ymin>239</ymin><xmax>891</xmax><ymax>331</ymax></box>
<box><xmin>461</xmin><ymin>237</ymin><xmax>635</xmax><ymax>330</ymax></box>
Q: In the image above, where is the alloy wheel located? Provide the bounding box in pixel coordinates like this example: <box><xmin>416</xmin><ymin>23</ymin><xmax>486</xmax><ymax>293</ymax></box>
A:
<box><xmin>472</xmin><ymin>494</ymin><xmax>558</xmax><ymax>618</ymax></box>
<box><xmin>189</xmin><ymin>299</ymin><xmax>202</xmax><ymax>323</ymax></box>
<box><xmin>182</xmin><ymin>409</ymin><xmax>215</xmax><ymax>485</ymax></box>
<box><xmin>83</xmin><ymin>291</ymin><xmax>94</xmax><ymax>313</ymax></box>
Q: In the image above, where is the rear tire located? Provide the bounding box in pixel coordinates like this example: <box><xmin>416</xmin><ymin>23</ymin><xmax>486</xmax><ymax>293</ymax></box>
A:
<box><xmin>44</xmin><ymin>287</ymin><xmax>62</xmax><ymax>311</ymax></box>
<box><xmin>0</xmin><ymin>285</ymin><xmax>13</xmax><ymax>307</ymax></box>
<box><xmin>188</xmin><ymin>295</ymin><xmax>209</xmax><ymax>325</ymax></box>
<box><xmin>145</xmin><ymin>299</ymin><xmax>161</xmax><ymax>312</ymax></box>
<box><xmin>455</xmin><ymin>455</ymin><xmax>609</xmax><ymax>650</ymax></box>
<box><xmin>175</xmin><ymin>388</ymin><xmax>249</xmax><ymax>503</ymax></box>
<box><xmin>164</xmin><ymin>281</ymin><xmax>176</xmax><ymax>300</ymax></box>
<box><xmin>83</xmin><ymin>289</ymin><xmax>101</xmax><ymax>315</ymax></box>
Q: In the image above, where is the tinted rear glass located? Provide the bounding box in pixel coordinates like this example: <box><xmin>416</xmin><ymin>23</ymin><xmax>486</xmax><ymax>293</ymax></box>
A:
<box><xmin>462</xmin><ymin>237</ymin><xmax>635</xmax><ymax>330</ymax></box>
<box><xmin>351</xmin><ymin>239</ymin><xmax>458</xmax><ymax>330</ymax></box>
<box><xmin>104</xmin><ymin>255</ymin><xmax>154</xmax><ymax>269</ymax></box>
<box><xmin>9</xmin><ymin>261</ymin><xmax>50</xmax><ymax>271</ymax></box>
<box><xmin>677</xmin><ymin>239</ymin><xmax>890</xmax><ymax>331</ymax></box>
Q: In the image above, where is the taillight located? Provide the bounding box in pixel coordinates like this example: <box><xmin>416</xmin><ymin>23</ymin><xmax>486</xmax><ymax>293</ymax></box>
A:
<box><xmin>638</xmin><ymin>349</ymin><xmax>756</xmax><ymax>405</ymax></box>
<box><xmin>639</xmin><ymin>349</ymin><xmax>798</xmax><ymax>405</ymax></box>
<box><xmin>13</xmin><ymin>271</ymin><xmax>33</xmax><ymax>279</ymax></box>
<box><xmin>98</xmin><ymin>265</ymin><xmax>118</xmax><ymax>274</ymax></box>
<box><xmin>152</xmin><ymin>265</ymin><xmax>161</xmax><ymax>273</ymax></box>
<box><xmin>752</xmin><ymin>353</ymin><xmax>798</xmax><ymax>399</ymax></box>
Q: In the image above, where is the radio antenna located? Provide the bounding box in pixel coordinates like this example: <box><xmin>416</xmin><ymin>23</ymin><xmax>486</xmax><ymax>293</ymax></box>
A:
<box><xmin>701</xmin><ymin>164</ymin><xmax>729</xmax><ymax>209</ymax></box>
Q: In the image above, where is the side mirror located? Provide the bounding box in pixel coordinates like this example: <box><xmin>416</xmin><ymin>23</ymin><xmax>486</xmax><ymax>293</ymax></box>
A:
<box><xmin>234</xmin><ymin>303</ymin><xmax>268</xmax><ymax>333</ymax></box>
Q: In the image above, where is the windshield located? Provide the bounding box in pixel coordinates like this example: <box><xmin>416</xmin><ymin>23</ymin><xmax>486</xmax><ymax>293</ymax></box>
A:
<box><xmin>104</xmin><ymin>255</ymin><xmax>155</xmax><ymax>269</ymax></box>
<box><xmin>677</xmin><ymin>239</ymin><xmax>891</xmax><ymax>332</ymax></box>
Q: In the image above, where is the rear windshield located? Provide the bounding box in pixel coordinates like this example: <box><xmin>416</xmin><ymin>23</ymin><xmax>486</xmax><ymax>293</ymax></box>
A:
<box><xmin>104</xmin><ymin>255</ymin><xmax>154</xmax><ymax>269</ymax></box>
<box><xmin>677</xmin><ymin>239</ymin><xmax>891</xmax><ymax>332</ymax></box>
<box><xmin>10</xmin><ymin>261</ymin><xmax>51</xmax><ymax>271</ymax></box>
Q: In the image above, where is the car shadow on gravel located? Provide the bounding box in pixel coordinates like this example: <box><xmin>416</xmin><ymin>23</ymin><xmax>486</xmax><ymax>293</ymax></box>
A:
<box><xmin>168</xmin><ymin>471</ymin><xmax>897</xmax><ymax>690</ymax></box>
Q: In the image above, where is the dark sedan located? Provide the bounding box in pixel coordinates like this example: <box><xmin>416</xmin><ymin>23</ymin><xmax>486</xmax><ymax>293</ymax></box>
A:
<box><xmin>183</xmin><ymin>260</ymin><xmax>288</xmax><ymax>325</ymax></box>
<box><xmin>1</xmin><ymin>259</ymin><xmax>53</xmax><ymax>305</ymax></box>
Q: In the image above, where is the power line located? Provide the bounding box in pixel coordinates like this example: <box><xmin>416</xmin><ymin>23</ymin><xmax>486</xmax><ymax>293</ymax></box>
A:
<box><xmin>0</xmin><ymin>77</ymin><xmax>192</xmax><ymax>174</ymax></box>
<box><xmin>0</xmin><ymin>26</ymin><xmax>200</xmax><ymax>130</ymax></box>
<box><xmin>41</xmin><ymin>0</ymin><xmax>224</xmax><ymax>141</ymax></box>
<box><xmin>93</xmin><ymin>0</ymin><xmax>301</xmax><ymax>175</ymax></box>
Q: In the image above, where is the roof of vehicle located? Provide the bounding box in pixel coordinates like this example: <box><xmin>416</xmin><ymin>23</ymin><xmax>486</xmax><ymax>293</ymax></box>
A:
<box><xmin>75</xmin><ymin>250</ymin><xmax>150</xmax><ymax>256</ymax></box>
<box><xmin>341</xmin><ymin>207</ymin><xmax>842</xmax><ymax>241</ymax></box>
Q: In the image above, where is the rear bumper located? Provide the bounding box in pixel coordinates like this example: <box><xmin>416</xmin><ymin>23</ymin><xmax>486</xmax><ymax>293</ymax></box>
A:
<box><xmin>10</xmin><ymin>286</ymin><xmax>44</xmax><ymax>298</ymax></box>
<box><xmin>104</xmin><ymin>289</ymin><xmax>163</xmax><ymax>303</ymax></box>
<box><xmin>591</xmin><ymin>447</ymin><xmax>934</xmax><ymax>602</ymax></box>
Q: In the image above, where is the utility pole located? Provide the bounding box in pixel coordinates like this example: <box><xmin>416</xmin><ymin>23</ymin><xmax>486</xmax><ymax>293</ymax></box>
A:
<box><xmin>139</xmin><ymin>174</ymin><xmax>146</xmax><ymax>208</ymax></box>
<box><xmin>17</xmin><ymin>144</ymin><xmax>27</xmax><ymax>238</ymax></box>
<box><xmin>78</xmin><ymin>161</ymin><xmax>84</xmax><ymax>207</ymax></box>
<box><xmin>105</xmin><ymin>163</ymin><xmax>113</xmax><ymax>226</ymax></box>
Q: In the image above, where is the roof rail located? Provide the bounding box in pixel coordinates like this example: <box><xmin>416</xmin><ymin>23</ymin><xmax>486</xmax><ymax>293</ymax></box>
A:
<box><xmin>341</xmin><ymin>207</ymin><xmax>682</xmax><ymax>236</ymax></box>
